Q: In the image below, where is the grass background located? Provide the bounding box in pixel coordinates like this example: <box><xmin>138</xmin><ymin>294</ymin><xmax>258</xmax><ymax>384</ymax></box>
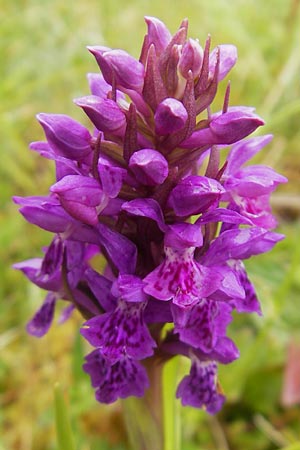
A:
<box><xmin>1</xmin><ymin>0</ymin><xmax>300</xmax><ymax>449</ymax></box>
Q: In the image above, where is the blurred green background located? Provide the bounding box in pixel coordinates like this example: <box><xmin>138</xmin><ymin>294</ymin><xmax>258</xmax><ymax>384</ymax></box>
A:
<box><xmin>1</xmin><ymin>0</ymin><xmax>300</xmax><ymax>449</ymax></box>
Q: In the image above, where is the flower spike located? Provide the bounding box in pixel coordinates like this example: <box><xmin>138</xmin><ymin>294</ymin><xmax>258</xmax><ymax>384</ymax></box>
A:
<box><xmin>14</xmin><ymin>16</ymin><xmax>286</xmax><ymax>413</ymax></box>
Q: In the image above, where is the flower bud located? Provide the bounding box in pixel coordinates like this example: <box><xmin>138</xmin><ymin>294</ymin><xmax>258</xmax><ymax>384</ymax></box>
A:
<box><xmin>178</xmin><ymin>38</ymin><xmax>203</xmax><ymax>79</ymax></box>
<box><xmin>37</xmin><ymin>113</ymin><xmax>92</xmax><ymax>161</ymax></box>
<box><xmin>209</xmin><ymin>109</ymin><xmax>264</xmax><ymax>143</ymax></box>
<box><xmin>51</xmin><ymin>175</ymin><xmax>108</xmax><ymax>225</ymax></box>
<box><xmin>169</xmin><ymin>175</ymin><xmax>225</xmax><ymax>216</ymax></box>
<box><xmin>144</xmin><ymin>16</ymin><xmax>172</xmax><ymax>55</ymax></box>
<box><xmin>129</xmin><ymin>149</ymin><xmax>169</xmax><ymax>186</ymax></box>
<box><xmin>74</xmin><ymin>95</ymin><xmax>126</xmax><ymax>134</ymax></box>
<box><xmin>182</xmin><ymin>108</ymin><xmax>264</xmax><ymax>148</ymax></box>
<box><xmin>88</xmin><ymin>47</ymin><xmax>145</xmax><ymax>92</ymax></box>
<box><xmin>154</xmin><ymin>98</ymin><xmax>188</xmax><ymax>135</ymax></box>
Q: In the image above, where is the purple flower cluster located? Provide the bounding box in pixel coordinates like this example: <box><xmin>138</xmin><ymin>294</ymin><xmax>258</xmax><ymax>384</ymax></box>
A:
<box><xmin>14</xmin><ymin>17</ymin><xmax>287</xmax><ymax>414</ymax></box>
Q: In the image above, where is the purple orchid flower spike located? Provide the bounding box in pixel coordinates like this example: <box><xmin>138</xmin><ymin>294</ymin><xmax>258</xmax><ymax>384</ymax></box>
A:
<box><xmin>14</xmin><ymin>15</ymin><xmax>286</xmax><ymax>415</ymax></box>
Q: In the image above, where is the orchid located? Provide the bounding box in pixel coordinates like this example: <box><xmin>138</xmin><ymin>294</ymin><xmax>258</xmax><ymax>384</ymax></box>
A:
<box><xmin>14</xmin><ymin>16</ymin><xmax>286</xmax><ymax>418</ymax></box>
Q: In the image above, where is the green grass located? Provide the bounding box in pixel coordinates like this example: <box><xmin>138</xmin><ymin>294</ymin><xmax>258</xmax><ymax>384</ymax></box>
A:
<box><xmin>1</xmin><ymin>0</ymin><xmax>300</xmax><ymax>449</ymax></box>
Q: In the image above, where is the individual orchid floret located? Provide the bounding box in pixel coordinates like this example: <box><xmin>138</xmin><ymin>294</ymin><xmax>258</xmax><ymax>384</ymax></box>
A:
<box><xmin>172</xmin><ymin>299</ymin><xmax>233</xmax><ymax>354</ymax></box>
<box><xmin>143</xmin><ymin>223</ymin><xmax>225</xmax><ymax>308</ymax></box>
<box><xmin>81</xmin><ymin>273</ymin><xmax>156</xmax><ymax>397</ymax></box>
<box><xmin>176</xmin><ymin>357</ymin><xmax>225</xmax><ymax>414</ymax></box>
<box><xmin>81</xmin><ymin>299</ymin><xmax>156</xmax><ymax>362</ymax></box>
<box><xmin>129</xmin><ymin>149</ymin><xmax>169</xmax><ymax>186</ymax></box>
<box><xmin>83</xmin><ymin>350</ymin><xmax>149</xmax><ymax>403</ymax></box>
<box><xmin>26</xmin><ymin>292</ymin><xmax>57</xmax><ymax>337</ymax></box>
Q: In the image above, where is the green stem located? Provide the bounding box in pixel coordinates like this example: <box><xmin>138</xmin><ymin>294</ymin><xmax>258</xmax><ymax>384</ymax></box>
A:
<box><xmin>122</xmin><ymin>358</ymin><xmax>164</xmax><ymax>450</ymax></box>
<box><xmin>54</xmin><ymin>383</ymin><xmax>76</xmax><ymax>450</ymax></box>
<box><xmin>163</xmin><ymin>357</ymin><xmax>181</xmax><ymax>450</ymax></box>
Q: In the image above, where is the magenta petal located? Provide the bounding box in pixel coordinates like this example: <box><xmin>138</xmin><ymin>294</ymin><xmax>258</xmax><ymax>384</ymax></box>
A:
<box><xmin>210</xmin><ymin>109</ymin><xmax>265</xmax><ymax>142</ymax></box>
<box><xmin>226</xmin><ymin>165</ymin><xmax>288</xmax><ymax>197</ymax></box>
<box><xmin>83</xmin><ymin>350</ymin><xmax>149</xmax><ymax>403</ymax></box>
<box><xmin>98</xmin><ymin>156</ymin><xmax>126</xmax><ymax>198</ymax></box>
<box><xmin>231</xmin><ymin>262</ymin><xmax>262</xmax><ymax>314</ymax></box>
<box><xmin>225</xmin><ymin>134</ymin><xmax>273</xmax><ymax>174</ymax></box>
<box><xmin>13</xmin><ymin>195</ymin><xmax>74</xmax><ymax>233</ymax></box>
<box><xmin>58</xmin><ymin>304</ymin><xmax>75</xmax><ymax>324</ymax></box>
<box><xmin>13</xmin><ymin>237</ymin><xmax>63</xmax><ymax>291</ymax></box>
<box><xmin>197</xmin><ymin>207</ymin><xmax>253</xmax><ymax>226</ymax></box>
<box><xmin>87</xmin><ymin>73</ymin><xmax>125</xmax><ymax>101</ymax></box>
<box><xmin>111</xmin><ymin>274</ymin><xmax>148</xmax><ymax>303</ymax></box>
<box><xmin>81</xmin><ymin>301</ymin><xmax>156</xmax><ymax>361</ymax></box>
<box><xmin>172</xmin><ymin>300</ymin><xmax>233</xmax><ymax>353</ymax></box>
<box><xmin>26</xmin><ymin>293</ymin><xmax>56</xmax><ymax>337</ymax></box>
<box><xmin>209</xmin><ymin>45</ymin><xmax>237</xmax><ymax>81</ymax></box>
<box><xmin>84</xmin><ymin>267</ymin><xmax>115</xmax><ymax>312</ymax></box>
<box><xmin>122</xmin><ymin>198</ymin><xmax>167</xmax><ymax>232</ymax></box>
<box><xmin>203</xmin><ymin>227</ymin><xmax>285</xmax><ymax>265</ymax></box>
<box><xmin>97</xmin><ymin>223</ymin><xmax>137</xmax><ymax>275</ymax></box>
<box><xmin>164</xmin><ymin>223</ymin><xmax>203</xmax><ymax>249</ymax></box>
<box><xmin>206</xmin><ymin>336</ymin><xmax>240</xmax><ymax>364</ymax></box>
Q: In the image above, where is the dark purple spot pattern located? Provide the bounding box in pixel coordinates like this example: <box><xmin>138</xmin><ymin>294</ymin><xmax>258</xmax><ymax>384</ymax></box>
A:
<box><xmin>83</xmin><ymin>349</ymin><xmax>149</xmax><ymax>403</ymax></box>
<box><xmin>81</xmin><ymin>300</ymin><xmax>156</xmax><ymax>362</ymax></box>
